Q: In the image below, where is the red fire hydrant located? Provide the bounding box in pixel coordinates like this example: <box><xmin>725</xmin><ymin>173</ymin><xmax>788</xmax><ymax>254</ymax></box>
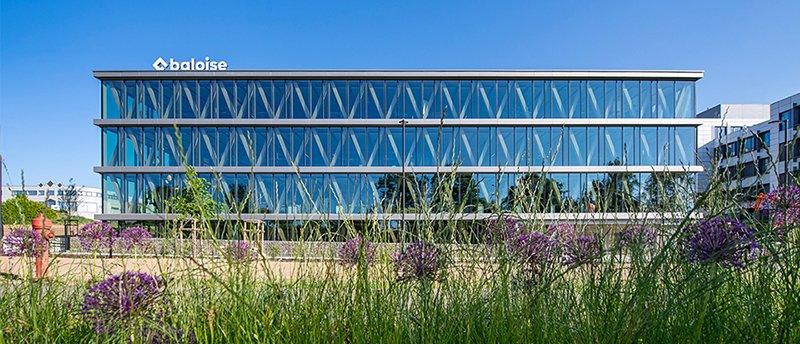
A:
<box><xmin>31</xmin><ymin>213</ymin><xmax>55</xmax><ymax>280</ymax></box>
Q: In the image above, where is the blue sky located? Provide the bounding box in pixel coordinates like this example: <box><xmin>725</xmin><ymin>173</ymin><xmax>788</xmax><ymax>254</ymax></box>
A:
<box><xmin>1</xmin><ymin>0</ymin><xmax>798</xmax><ymax>187</ymax></box>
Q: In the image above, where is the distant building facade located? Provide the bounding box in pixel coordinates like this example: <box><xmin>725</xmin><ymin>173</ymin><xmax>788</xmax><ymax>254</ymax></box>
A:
<box><xmin>1</xmin><ymin>185</ymin><xmax>102</xmax><ymax>219</ymax></box>
<box><xmin>699</xmin><ymin>92</ymin><xmax>800</xmax><ymax>198</ymax></box>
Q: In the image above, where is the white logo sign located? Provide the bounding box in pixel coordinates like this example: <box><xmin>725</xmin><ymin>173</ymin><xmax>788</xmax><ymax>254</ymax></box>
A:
<box><xmin>152</xmin><ymin>57</ymin><xmax>228</xmax><ymax>71</ymax></box>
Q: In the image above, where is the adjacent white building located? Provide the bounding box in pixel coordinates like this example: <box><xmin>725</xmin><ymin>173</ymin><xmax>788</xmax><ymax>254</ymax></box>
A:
<box><xmin>1</xmin><ymin>184</ymin><xmax>102</xmax><ymax>219</ymax></box>
<box><xmin>698</xmin><ymin>92</ymin><xmax>800</xmax><ymax>198</ymax></box>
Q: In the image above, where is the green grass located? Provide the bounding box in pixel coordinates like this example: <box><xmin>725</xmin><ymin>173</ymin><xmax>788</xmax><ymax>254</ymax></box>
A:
<box><xmin>2</xmin><ymin>228</ymin><xmax>799</xmax><ymax>343</ymax></box>
<box><xmin>2</xmin><ymin>142</ymin><xmax>800</xmax><ymax>343</ymax></box>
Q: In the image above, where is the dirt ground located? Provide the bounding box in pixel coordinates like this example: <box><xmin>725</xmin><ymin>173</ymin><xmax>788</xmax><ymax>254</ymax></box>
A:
<box><xmin>0</xmin><ymin>256</ymin><xmax>341</xmax><ymax>281</ymax></box>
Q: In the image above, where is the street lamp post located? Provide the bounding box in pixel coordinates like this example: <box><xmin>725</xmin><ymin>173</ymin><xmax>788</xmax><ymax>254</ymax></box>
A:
<box><xmin>399</xmin><ymin>119</ymin><xmax>407</xmax><ymax>234</ymax></box>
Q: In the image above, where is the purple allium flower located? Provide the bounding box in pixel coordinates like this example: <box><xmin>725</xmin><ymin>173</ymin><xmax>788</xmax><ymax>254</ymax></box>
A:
<box><xmin>82</xmin><ymin>272</ymin><xmax>168</xmax><ymax>334</ymax></box>
<box><xmin>546</xmin><ymin>222</ymin><xmax>576</xmax><ymax>245</ymax></box>
<box><xmin>681</xmin><ymin>217</ymin><xmax>759</xmax><ymax>268</ymax></box>
<box><xmin>392</xmin><ymin>241</ymin><xmax>447</xmax><ymax>282</ymax></box>
<box><xmin>78</xmin><ymin>221</ymin><xmax>117</xmax><ymax>251</ymax></box>
<box><xmin>513</xmin><ymin>232</ymin><xmax>556</xmax><ymax>286</ymax></box>
<box><xmin>762</xmin><ymin>186</ymin><xmax>800</xmax><ymax>236</ymax></box>
<box><xmin>563</xmin><ymin>235</ymin><xmax>601</xmax><ymax>265</ymax></box>
<box><xmin>117</xmin><ymin>227</ymin><xmax>153</xmax><ymax>252</ymax></box>
<box><xmin>485</xmin><ymin>216</ymin><xmax>524</xmax><ymax>250</ymax></box>
<box><xmin>339</xmin><ymin>236</ymin><xmax>376</xmax><ymax>266</ymax></box>
<box><xmin>226</xmin><ymin>241</ymin><xmax>257</xmax><ymax>263</ymax></box>
<box><xmin>513</xmin><ymin>232</ymin><xmax>555</xmax><ymax>265</ymax></box>
<box><xmin>1</xmin><ymin>229</ymin><xmax>44</xmax><ymax>257</ymax></box>
<box><xmin>619</xmin><ymin>225</ymin><xmax>656</xmax><ymax>248</ymax></box>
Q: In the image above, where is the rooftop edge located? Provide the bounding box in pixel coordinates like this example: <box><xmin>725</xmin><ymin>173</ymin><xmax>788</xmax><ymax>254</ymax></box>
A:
<box><xmin>92</xmin><ymin>69</ymin><xmax>704</xmax><ymax>80</ymax></box>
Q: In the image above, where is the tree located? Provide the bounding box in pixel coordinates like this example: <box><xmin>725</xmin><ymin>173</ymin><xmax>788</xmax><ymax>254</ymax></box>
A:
<box><xmin>2</xmin><ymin>194</ymin><xmax>59</xmax><ymax>225</ymax></box>
<box><xmin>58</xmin><ymin>178</ymin><xmax>83</xmax><ymax>221</ymax></box>
<box><xmin>167</xmin><ymin>167</ymin><xmax>219</xmax><ymax>220</ymax></box>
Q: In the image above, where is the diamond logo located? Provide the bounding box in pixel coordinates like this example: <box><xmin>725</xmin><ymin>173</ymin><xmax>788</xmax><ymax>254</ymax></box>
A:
<box><xmin>152</xmin><ymin>57</ymin><xmax>168</xmax><ymax>71</ymax></box>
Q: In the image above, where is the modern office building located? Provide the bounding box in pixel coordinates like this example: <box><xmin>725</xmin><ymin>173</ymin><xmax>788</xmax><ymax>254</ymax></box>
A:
<box><xmin>94</xmin><ymin>70</ymin><xmax>703</xmax><ymax>224</ymax></box>
<box><xmin>699</xmin><ymin>92</ymin><xmax>800</xmax><ymax>198</ymax></box>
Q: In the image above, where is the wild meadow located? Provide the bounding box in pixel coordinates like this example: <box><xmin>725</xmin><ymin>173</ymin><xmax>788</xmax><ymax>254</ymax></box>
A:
<box><xmin>2</xmin><ymin>161</ymin><xmax>800</xmax><ymax>343</ymax></box>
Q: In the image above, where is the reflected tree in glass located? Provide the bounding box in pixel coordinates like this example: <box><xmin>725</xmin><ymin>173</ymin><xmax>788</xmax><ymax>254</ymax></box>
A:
<box><xmin>429</xmin><ymin>173</ymin><xmax>490</xmax><ymax>213</ymax></box>
<box><xmin>583</xmin><ymin>159</ymin><xmax>640</xmax><ymax>212</ymax></box>
<box><xmin>501</xmin><ymin>173</ymin><xmax>564</xmax><ymax>213</ymax></box>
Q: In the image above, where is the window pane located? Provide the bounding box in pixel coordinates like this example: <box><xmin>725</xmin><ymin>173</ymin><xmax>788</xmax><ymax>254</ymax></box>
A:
<box><xmin>604</xmin><ymin>127</ymin><xmax>622</xmax><ymax>164</ymax></box>
<box><xmin>496</xmin><ymin>80</ymin><xmax>509</xmax><ymax>119</ymax></box>
<box><xmin>255</xmin><ymin>81</ymin><xmax>273</xmax><ymax>118</ymax></box>
<box><xmin>497</xmin><ymin>127</ymin><xmax>514</xmax><ymax>166</ymax></box>
<box><xmin>675</xmin><ymin>127</ymin><xmax>696</xmax><ymax>165</ymax></box>
<box><xmin>640</xmin><ymin>81</ymin><xmax>653</xmax><ymax>118</ymax></box>
<box><xmin>124</xmin><ymin>127</ymin><xmax>140</xmax><ymax>166</ymax></box>
<box><xmin>586</xmin><ymin>81</ymin><xmax>604</xmax><ymax>118</ymax></box>
<box><xmin>568</xmin><ymin>81</ymin><xmax>581</xmax><ymax>118</ymax></box>
<box><xmin>568</xmin><ymin>127</ymin><xmax>586</xmax><ymax>166</ymax></box>
<box><xmin>124</xmin><ymin>81</ymin><xmax>138</xmax><ymax>119</ymax></box>
<box><xmin>533</xmin><ymin>127</ymin><xmax>551</xmax><ymax>165</ymax></box>
<box><xmin>125</xmin><ymin>174</ymin><xmax>137</xmax><ymax>213</ymax></box>
<box><xmin>675</xmin><ymin>81</ymin><xmax>694</xmax><ymax>118</ymax></box>
<box><xmin>658</xmin><ymin>81</ymin><xmax>675</xmax><ymax>118</ymax></box>
<box><xmin>236</xmin><ymin>127</ymin><xmax>255</xmax><ymax>166</ymax></box>
<box><xmin>459</xmin><ymin>127</ymin><xmax>478</xmax><ymax>166</ymax></box>
<box><xmin>256</xmin><ymin>127</ymin><xmax>271</xmax><ymax>166</ymax></box>
<box><xmin>551</xmin><ymin>81</ymin><xmax>568</xmax><ymax>118</ymax></box>
<box><xmin>162</xmin><ymin>81</ymin><xmax>176</xmax><ymax>119</ymax></box>
<box><xmin>512</xmin><ymin>81</ymin><xmax>532</xmax><ymax>118</ymax></box>
<box><xmin>623</xmin><ymin>127</ymin><xmax>637</xmax><ymax>165</ymax></box>
<box><xmin>179</xmin><ymin>80</ymin><xmax>198</xmax><ymax>118</ymax></box>
<box><xmin>292</xmin><ymin>80</ymin><xmax>311</xmax><ymax>119</ymax></box>
<box><xmin>103</xmin><ymin>127</ymin><xmax>119</xmax><ymax>166</ymax></box>
<box><xmin>309</xmin><ymin>127</ymin><xmax>328</xmax><ymax>166</ymax></box>
<box><xmin>551</xmin><ymin>127</ymin><xmax>566</xmax><ymax>166</ymax></box>
<box><xmin>640</xmin><ymin>127</ymin><xmax>657</xmax><ymax>165</ymax></box>
<box><xmin>587</xmin><ymin>127</ymin><xmax>599</xmax><ymax>166</ymax></box>
<box><xmin>198</xmin><ymin>80</ymin><xmax>213</xmax><ymax>119</ymax></box>
<box><xmin>604</xmin><ymin>81</ymin><xmax>617</xmax><ymax>118</ymax></box>
<box><xmin>657</xmin><ymin>127</ymin><xmax>670</xmax><ymax>165</ymax></box>
<box><xmin>532</xmin><ymin>81</ymin><xmax>545</xmax><ymax>118</ymax></box>
<box><xmin>143</xmin><ymin>81</ymin><xmax>160</xmax><ymax>119</ymax></box>
<box><xmin>143</xmin><ymin>127</ymin><xmax>158</xmax><ymax>166</ymax></box>
<box><xmin>622</xmin><ymin>81</ymin><xmax>640</xmax><ymax>118</ymax></box>
<box><xmin>103</xmin><ymin>81</ymin><xmax>123</xmax><ymax>119</ymax></box>
<box><xmin>103</xmin><ymin>174</ymin><xmax>122</xmax><ymax>214</ymax></box>
<box><xmin>386</xmin><ymin>80</ymin><xmax>403</xmax><ymax>119</ymax></box>
<box><xmin>329</xmin><ymin>80</ymin><xmax>347</xmax><ymax>119</ymax></box>
<box><xmin>217</xmin><ymin>80</ymin><xmax>233</xmax><ymax>119</ymax></box>
<box><xmin>142</xmin><ymin>174</ymin><xmax>162</xmax><ymax>214</ymax></box>
<box><xmin>367</xmin><ymin>80</ymin><xmax>385</xmax><ymax>119</ymax></box>
<box><xmin>514</xmin><ymin>127</ymin><xmax>528</xmax><ymax>165</ymax></box>
<box><xmin>198</xmin><ymin>127</ymin><xmax>217</xmax><ymax>166</ymax></box>
<box><xmin>478</xmin><ymin>127</ymin><xmax>496</xmax><ymax>166</ymax></box>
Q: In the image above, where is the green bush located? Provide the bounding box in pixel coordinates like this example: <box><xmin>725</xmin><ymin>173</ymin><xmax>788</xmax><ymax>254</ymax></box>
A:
<box><xmin>1</xmin><ymin>194</ymin><xmax>59</xmax><ymax>225</ymax></box>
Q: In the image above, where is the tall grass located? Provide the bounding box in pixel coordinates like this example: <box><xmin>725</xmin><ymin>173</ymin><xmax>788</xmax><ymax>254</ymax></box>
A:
<box><xmin>1</xmin><ymin>128</ymin><xmax>799</xmax><ymax>343</ymax></box>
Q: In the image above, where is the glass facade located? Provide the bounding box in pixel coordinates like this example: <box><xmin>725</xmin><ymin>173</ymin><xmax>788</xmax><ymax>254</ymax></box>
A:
<box><xmin>102</xmin><ymin>79</ymin><xmax>696</xmax><ymax>120</ymax></box>
<box><xmin>102</xmin><ymin>126</ymin><xmax>696</xmax><ymax>168</ymax></box>
<box><xmin>96</xmin><ymin>72</ymin><xmax>700</xmax><ymax>219</ymax></box>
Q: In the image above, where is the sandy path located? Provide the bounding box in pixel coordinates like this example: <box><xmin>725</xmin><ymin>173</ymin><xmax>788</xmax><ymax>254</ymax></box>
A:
<box><xmin>0</xmin><ymin>256</ymin><xmax>343</xmax><ymax>281</ymax></box>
